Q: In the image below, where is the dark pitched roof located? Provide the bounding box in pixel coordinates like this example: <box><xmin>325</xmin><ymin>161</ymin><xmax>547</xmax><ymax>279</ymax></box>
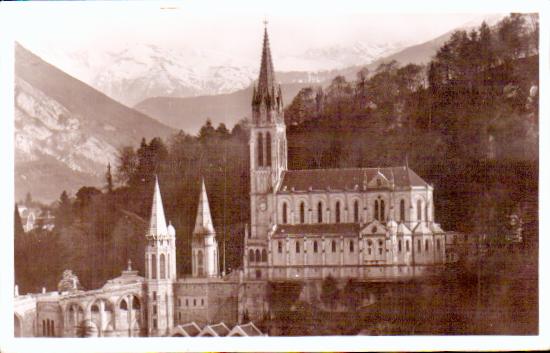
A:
<box><xmin>180</xmin><ymin>322</ymin><xmax>201</xmax><ymax>337</ymax></box>
<box><xmin>239</xmin><ymin>322</ymin><xmax>263</xmax><ymax>336</ymax></box>
<box><xmin>273</xmin><ymin>223</ymin><xmax>360</xmax><ymax>236</ymax></box>
<box><xmin>209</xmin><ymin>323</ymin><xmax>230</xmax><ymax>336</ymax></box>
<box><xmin>278</xmin><ymin>167</ymin><xmax>428</xmax><ymax>192</ymax></box>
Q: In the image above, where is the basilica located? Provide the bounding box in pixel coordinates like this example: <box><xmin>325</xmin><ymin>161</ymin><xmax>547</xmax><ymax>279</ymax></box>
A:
<box><xmin>14</xmin><ymin>26</ymin><xmax>447</xmax><ymax>337</ymax></box>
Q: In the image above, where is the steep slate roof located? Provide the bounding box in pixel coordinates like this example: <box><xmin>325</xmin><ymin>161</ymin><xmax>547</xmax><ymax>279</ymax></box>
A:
<box><xmin>228</xmin><ymin>322</ymin><xmax>264</xmax><ymax>337</ymax></box>
<box><xmin>180</xmin><ymin>322</ymin><xmax>201</xmax><ymax>337</ymax></box>
<box><xmin>278</xmin><ymin>167</ymin><xmax>428</xmax><ymax>192</ymax></box>
<box><xmin>199</xmin><ymin>322</ymin><xmax>230</xmax><ymax>337</ymax></box>
<box><xmin>148</xmin><ymin>176</ymin><xmax>168</xmax><ymax>236</ymax></box>
<box><xmin>257</xmin><ymin>26</ymin><xmax>276</xmax><ymax>96</ymax></box>
<box><xmin>193</xmin><ymin>179</ymin><xmax>215</xmax><ymax>235</ymax></box>
<box><xmin>273</xmin><ymin>223</ymin><xmax>360</xmax><ymax>236</ymax></box>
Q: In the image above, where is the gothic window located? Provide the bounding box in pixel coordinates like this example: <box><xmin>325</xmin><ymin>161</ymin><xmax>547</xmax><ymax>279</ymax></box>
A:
<box><xmin>249</xmin><ymin>249</ymin><xmax>254</xmax><ymax>263</ymax></box>
<box><xmin>426</xmin><ymin>203</ymin><xmax>429</xmax><ymax>221</ymax></box>
<box><xmin>335</xmin><ymin>201</ymin><xmax>341</xmax><ymax>223</ymax></box>
<box><xmin>398</xmin><ymin>240</ymin><xmax>402</xmax><ymax>252</ymax></box>
<box><xmin>406</xmin><ymin>240</ymin><xmax>410</xmax><ymax>252</ymax></box>
<box><xmin>425</xmin><ymin>239</ymin><xmax>429</xmax><ymax>251</ymax></box>
<box><xmin>374</xmin><ymin>200</ymin><xmax>379</xmax><ymax>221</ymax></box>
<box><xmin>349</xmin><ymin>240</ymin><xmax>354</xmax><ymax>252</ymax></box>
<box><xmin>296</xmin><ymin>241</ymin><xmax>301</xmax><ymax>253</ymax></box>
<box><xmin>120</xmin><ymin>299</ymin><xmax>128</xmax><ymax>311</ymax></box>
<box><xmin>317</xmin><ymin>202</ymin><xmax>323</xmax><ymax>223</ymax></box>
<box><xmin>193</xmin><ymin>299</ymin><xmax>196</xmax><ymax>306</ymax></box>
<box><xmin>380</xmin><ymin>200</ymin><xmax>385</xmax><ymax>221</ymax></box>
<box><xmin>167</xmin><ymin>254</ymin><xmax>170</xmax><ymax>279</ymax></box>
<box><xmin>160</xmin><ymin>254</ymin><xmax>166</xmax><ymax>279</ymax></box>
<box><xmin>261</xmin><ymin>249</ymin><xmax>267</xmax><ymax>262</ymax></box>
<box><xmin>151</xmin><ymin>254</ymin><xmax>157</xmax><ymax>279</ymax></box>
<box><xmin>331</xmin><ymin>240</ymin><xmax>336</xmax><ymax>252</ymax></box>
<box><xmin>255</xmin><ymin>249</ymin><xmax>261</xmax><ymax>262</ymax></box>
<box><xmin>153</xmin><ymin>305</ymin><xmax>157</xmax><ymax>315</ymax></box>
<box><xmin>354</xmin><ymin>200</ymin><xmax>359</xmax><ymax>223</ymax></box>
<box><xmin>198</xmin><ymin>251</ymin><xmax>203</xmax><ymax>266</ymax></box>
<box><xmin>282</xmin><ymin>203</ymin><xmax>288</xmax><ymax>224</ymax></box>
<box><xmin>400</xmin><ymin>200</ymin><xmax>405</xmax><ymax>222</ymax></box>
<box><xmin>313</xmin><ymin>241</ymin><xmax>318</xmax><ymax>253</ymax></box>
<box><xmin>153</xmin><ymin>319</ymin><xmax>157</xmax><ymax>329</ymax></box>
<box><xmin>437</xmin><ymin>239</ymin><xmax>441</xmax><ymax>250</ymax></box>
<box><xmin>257</xmin><ymin>133</ymin><xmax>264</xmax><ymax>167</ymax></box>
<box><xmin>266</xmin><ymin>132</ymin><xmax>272</xmax><ymax>167</ymax></box>
<box><xmin>417</xmin><ymin>199</ymin><xmax>422</xmax><ymax>221</ymax></box>
<box><xmin>417</xmin><ymin>239</ymin><xmax>421</xmax><ymax>253</ymax></box>
<box><xmin>278</xmin><ymin>241</ymin><xmax>282</xmax><ymax>253</ymax></box>
<box><xmin>153</xmin><ymin>291</ymin><xmax>157</xmax><ymax>301</ymax></box>
<box><xmin>300</xmin><ymin>202</ymin><xmax>305</xmax><ymax>224</ymax></box>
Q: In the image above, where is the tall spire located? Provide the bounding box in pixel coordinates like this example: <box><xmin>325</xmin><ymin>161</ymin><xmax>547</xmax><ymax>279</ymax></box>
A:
<box><xmin>193</xmin><ymin>179</ymin><xmax>215</xmax><ymax>235</ymax></box>
<box><xmin>148</xmin><ymin>176</ymin><xmax>168</xmax><ymax>236</ymax></box>
<box><xmin>258</xmin><ymin>24</ymin><xmax>276</xmax><ymax>94</ymax></box>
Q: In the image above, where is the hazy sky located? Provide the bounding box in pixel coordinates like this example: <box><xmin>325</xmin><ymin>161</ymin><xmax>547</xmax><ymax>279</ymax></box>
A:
<box><xmin>9</xmin><ymin>0</ymin><xmax>500</xmax><ymax>66</ymax></box>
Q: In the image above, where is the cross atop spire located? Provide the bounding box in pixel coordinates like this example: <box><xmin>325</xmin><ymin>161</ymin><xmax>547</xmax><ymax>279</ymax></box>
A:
<box><xmin>193</xmin><ymin>178</ymin><xmax>215</xmax><ymax>236</ymax></box>
<box><xmin>148</xmin><ymin>175</ymin><xmax>168</xmax><ymax>237</ymax></box>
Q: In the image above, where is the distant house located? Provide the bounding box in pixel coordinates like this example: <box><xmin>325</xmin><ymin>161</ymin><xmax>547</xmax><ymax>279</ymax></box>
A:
<box><xmin>17</xmin><ymin>205</ymin><xmax>55</xmax><ymax>232</ymax></box>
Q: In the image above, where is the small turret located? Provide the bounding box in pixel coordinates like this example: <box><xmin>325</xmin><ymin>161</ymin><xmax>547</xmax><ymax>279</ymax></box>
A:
<box><xmin>192</xmin><ymin>179</ymin><xmax>219</xmax><ymax>278</ymax></box>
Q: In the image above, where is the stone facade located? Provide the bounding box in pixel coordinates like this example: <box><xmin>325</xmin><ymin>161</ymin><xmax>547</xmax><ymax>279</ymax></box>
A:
<box><xmin>14</xmin><ymin>25</ymin><xmax>449</xmax><ymax>337</ymax></box>
<box><xmin>244</xmin><ymin>28</ymin><xmax>447</xmax><ymax>285</ymax></box>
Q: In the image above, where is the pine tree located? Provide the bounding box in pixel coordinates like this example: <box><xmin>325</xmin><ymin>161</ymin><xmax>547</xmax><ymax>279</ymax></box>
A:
<box><xmin>105</xmin><ymin>163</ymin><xmax>114</xmax><ymax>194</ymax></box>
<box><xmin>14</xmin><ymin>203</ymin><xmax>25</xmax><ymax>236</ymax></box>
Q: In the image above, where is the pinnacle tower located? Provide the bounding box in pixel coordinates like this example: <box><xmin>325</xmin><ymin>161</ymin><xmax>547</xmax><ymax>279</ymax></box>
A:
<box><xmin>193</xmin><ymin>179</ymin><xmax>215</xmax><ymax>235</ymax></box>
<box><xmin>148</xmin><ymin>176</ymin><xmax>168</xmax><ymax>236</ymax></box>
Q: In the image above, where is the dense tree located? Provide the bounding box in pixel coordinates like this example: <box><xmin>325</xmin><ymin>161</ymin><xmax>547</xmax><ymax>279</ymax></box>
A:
<box><xmin>14</xmin><ymin>203</ymin><xmax>24</xmax><ymax>236</ymax></box>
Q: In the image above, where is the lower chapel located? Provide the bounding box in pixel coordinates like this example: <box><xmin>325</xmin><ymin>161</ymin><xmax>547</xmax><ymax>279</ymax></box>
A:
<box><xmin>14</xmin><ymin>26</ymin><xmax>451</xmax><ymax>337</ymax></box>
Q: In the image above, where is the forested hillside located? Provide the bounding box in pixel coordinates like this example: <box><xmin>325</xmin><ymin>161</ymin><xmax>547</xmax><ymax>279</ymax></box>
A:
<box><xmin>15</xmin><ymin>14</ymin><xmax>538</xmax><ymax>296</ymax></box>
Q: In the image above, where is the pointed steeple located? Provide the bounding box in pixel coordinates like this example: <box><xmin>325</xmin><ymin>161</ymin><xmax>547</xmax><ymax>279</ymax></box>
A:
<box><xmin>193</xmin><ymin>179</ymin><xmax>215</xmax><ymax>235</ymax></box>
<box><xmin>258</xmin><ymin>25</ymin><xmax>276</xmax><ymax>95</ymax></box>
<box><xmin>148</xmin><ymin>176</ymin><xmax>168</xmax><ymax>237</ymax></box>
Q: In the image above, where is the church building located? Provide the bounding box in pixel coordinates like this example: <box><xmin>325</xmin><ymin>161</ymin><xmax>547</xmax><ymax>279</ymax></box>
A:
<box><xmin>14</xmin><ymin>25</ymin><xmax>448</xmax><ymax>337</ymax></box>
<box><xmin>243</xmin><ymin>26</ymin><xmax>447</xmax><ymax>282</ymax></box>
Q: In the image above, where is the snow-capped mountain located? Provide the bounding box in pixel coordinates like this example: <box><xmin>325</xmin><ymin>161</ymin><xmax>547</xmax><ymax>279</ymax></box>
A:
<box><xmin>24</xmin><ymin>40</ymin><xmax>409</xmax><ymax>106</ymax></box>
<box><xmin>14</xmin><ymin>43</ymin><xmax>174</xmax><ymax>202</ymax></box>
<box><xmin>277</xmin><ymin>41</ymin><xmax>407</xmax><ymax>72</ymax></box>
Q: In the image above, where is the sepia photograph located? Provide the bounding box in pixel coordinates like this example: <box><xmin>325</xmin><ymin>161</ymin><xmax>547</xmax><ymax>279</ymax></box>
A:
<box><xmin>2</xmin><ymin>0</ymin><xmax>547</xmax><ymax>351</ymax></box>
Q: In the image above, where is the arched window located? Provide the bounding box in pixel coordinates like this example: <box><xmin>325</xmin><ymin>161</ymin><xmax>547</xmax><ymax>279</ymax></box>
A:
<box><xmin>295</xmin><ymin>241</ymin><xmax>300</xmax><ymax>253</ymax></box>
<box><xmin>398</xmin><ymin>240</ymin><xmax>402</xmax><ymax>252</ymax></box>
<box><xmin>349</xmin><ymin>240</ymin><xmax>354</xmax><ymax>252</ymax></box>
<box><xmin>380</xmin><ymin>200</ymin><xmax>385</xmax><ymax>221</ymax></box>
<box><xmin>400</xmin><ymin>200</ymin><xmax>405</xmax><ymax>221</ymax></box>
<box><xmin>425</xmin><ymin>239</ymin><xmax>429</xmax><ymax>251</ymax></box>
<box><xmin>120</xmin><ymin>299</ymin><xmax>128</xmax><ymax>311</ymax></box>
<box><xmin>417</xmin><ymin>239</ymin><xmax>421</xmax><ymax>253</ymax></box>
<box><xmin>282</xmin><ymin>203</ymin><xmax>288</xmax><ymax>224</ymax></box>
<box><xmin>255</xmin><ymin>249</ymin><xmax>261</xmax><ymax>262</ymax></box>
<box><xmin>261</xmin><ymin>249</ymin><xmax>267</xmax><ymax>262</ymax></box>
<box><xmin>426</xmin><ymin>203</ymin><xmax>429</xmax><ymax>221</ymax></box>
<box><xmin>151</xmin><ymin>254</ymin><xmax>156</xmax><ymax>279</ymax></box>
<box><xmin>406</xmin><ymin>240</ymin><xmax>410</xmax><ymax>252</ymax></box>
<box><xmin>132</xmin><ymin>296</ymin><xmax>140</xmax><ymax>310</ymax></box>
<box><xmin>248</xmin><ymin>249</ymin><xmax>254</xmax><ymax>262</ymax></box>
<box><xmin>417</xmin><ymin>199</ymin><xmax>422</xmax><ymax>221</ymax></box>
<box><xmin>317</xmin><ymin>202</ymin><xmax>323</xmax><ymax>223</ymax></box>
<box><xmin>266</xmin><ymin>132</ymin><xmax>272</xmax><ymax>167</ymax></box>
<box><xmin>374</xmin><ymin>200</ymin><xmax>379</xmax><ymax>221</ymax></box>
<box><xmin>278</xmin><ymin>241</ymin><xmax>282</xmax><ymax>253</ymax></box>
<box><xmin>335</xmin><ymin>201</ymin><xmax>341</xmax><ymax>223</ymax></box>
<box><xmin>160</xmin><ymin>254</ymin><xmax>166</xmax><ymax>279</ymax></box>
<box><xmin>313</xmin><ymin>241</ymin><xmax>318</xmax><ymax>253</ymax></box>
<box><xmin>167</xmin><ymin>254</ymin><xmax>170</xmax><ymax>279</ymax></box>
<box><xmin>257</xmin><ymin>133</ymin><xmax>264</xmax><ymax>167</ymax></box>
<box><xmin>300</xmin><ymin>202</ymin><xmax>305</xmax><ymax>224</ymax></box>
<box><xmin>353</xmin><ymin>200</ymin><xmax>359</xmax><ymax>223</ymax></box>
<box><xmin>437</xmin><ymin>239</ymin><xmax>441</xmax><ymax>250</ymax></box>
<box><xmin>331</xmin><ymin>240</ymin><xmax>336</xmax><ymax>252</ymax></box>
